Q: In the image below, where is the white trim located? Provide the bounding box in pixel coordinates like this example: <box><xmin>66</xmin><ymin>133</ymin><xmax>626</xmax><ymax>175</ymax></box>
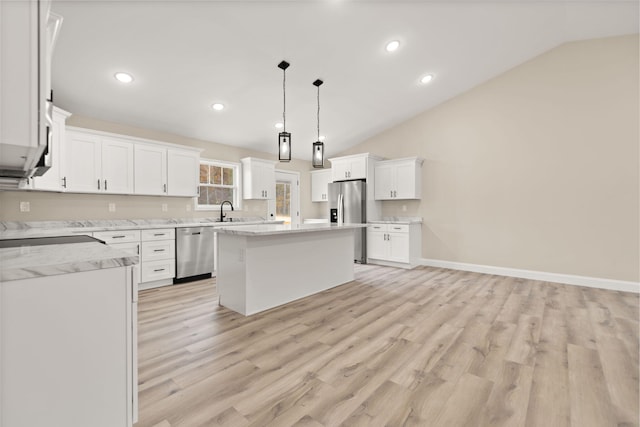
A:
<box><xmin>196</xmin><ymin>158</ymin><xmax>242</xmax><ymax>211</ymax></box>
<box><xmin>420</xmin><ymin>258</ymin><xmax>639</xmax><ymax>294</ymax></box>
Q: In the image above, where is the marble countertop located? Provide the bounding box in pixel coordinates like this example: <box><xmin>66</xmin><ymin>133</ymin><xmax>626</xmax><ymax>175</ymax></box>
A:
<box><xmin>368</xmin><ymin>217</ymin><xmax>423</xmax><ymax>225</ymax></box>
<box><xmin>1</xmin><ymin>242</ymin><xmax>138</xmax><ymax>282</ymax></box>
<box><xmin>0</xmin><ymin>218</ymin><xmax>282</xmax><ymax>239</ymax></box>
<box><xmin>216</xmin><ymin>223</ymin><xmax>367</xmax><ymax>236</ymax></box>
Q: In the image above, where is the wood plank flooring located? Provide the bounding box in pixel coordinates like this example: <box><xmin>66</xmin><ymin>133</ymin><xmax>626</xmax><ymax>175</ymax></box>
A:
<box><xmin>135</xmin><ymin>265</ymin><xmax>639</xmax><ymax>427</ymax></box>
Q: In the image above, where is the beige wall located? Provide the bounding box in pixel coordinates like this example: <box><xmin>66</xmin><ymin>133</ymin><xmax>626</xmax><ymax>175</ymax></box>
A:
<box><xmin>0</xmin><ymin>115</ymin><xmax>326</xmax><ymax>222</ymax></box>
<box><xmin>337</xmin><ymin>35</ymin><xmax>639</xmax><ymax>282</ymax></box>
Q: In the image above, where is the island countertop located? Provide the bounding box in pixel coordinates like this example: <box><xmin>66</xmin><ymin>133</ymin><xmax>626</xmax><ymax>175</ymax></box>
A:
<box><xmin>215</xmin><ymin>222</ymin><xmax>367</xmax><ymax>236</ymax></box>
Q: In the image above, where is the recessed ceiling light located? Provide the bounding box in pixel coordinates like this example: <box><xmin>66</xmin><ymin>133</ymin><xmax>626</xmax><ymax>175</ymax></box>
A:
<box><xmin>385</xmin><ymin>40</ymin><xmax>400</xmax><ymax>52</ymax></box>
<box><xmin>275</xmin><ymin>122</ymin><xmax>283</xmax><ymax>129</ymax></box>
<box><xmin>420</xmin><ymin>74</ymin><xmax>434</xmax><ymax>84</ymax></box>
<box><xmin>319</xmin><ymin>135</ymin><xmax>326</xmax><ymax>141</ymax></box>
<box><xmin>211</xmin><ymin>103</ymin><xmax>225</xmax><ymax>111</ymax></box>
<box><xmin>114</xmin><ymin>72</ymin><xmax>134</xmax><ymax>83</ymax></box>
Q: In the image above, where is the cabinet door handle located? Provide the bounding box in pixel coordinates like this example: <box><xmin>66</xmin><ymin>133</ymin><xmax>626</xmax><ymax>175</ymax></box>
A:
<box><xmin>105</xmin><ymin>180</ymin><xmax>108</xmax><ymax>191</ymax></box>
<box><xmin>97</xmin><ymin>179</ymin><xmax>101</xmax><ymax>190</ymax></box>
<box><xmin>137</xmin><ymin>244</ymin><xmax>140</xmax><ymax>255</ymax></box>
<box><xmin>390</xmin><ymin>190</ymin><xmax>393</xmax><ymax>197</ymax></box>
<box><xmin>393</xmin><ymin>190</ymin><xmax>397</xmax><ymax>197</ymax></box>
<box><xmin>62</xmin><ymin>176</ymin><xmax>67</xmax><ymax>188</ymax></box>
<box><xmin>163</xmin><ymin>183</ymin><xmax>167</xmax><ymax>193</ymax></box>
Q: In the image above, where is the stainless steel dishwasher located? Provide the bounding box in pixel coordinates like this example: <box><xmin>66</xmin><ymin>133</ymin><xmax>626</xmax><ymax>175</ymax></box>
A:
<box><xmin>175</xmin><ymin>226</ymin><xmax>215</xmax><ymax>282</ymax></box>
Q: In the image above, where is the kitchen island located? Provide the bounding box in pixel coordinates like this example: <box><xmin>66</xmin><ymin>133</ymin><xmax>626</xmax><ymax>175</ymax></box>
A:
<box><xmin>216</xmin><ymin>223</ymin><xmax>366</xmax><ymax>315</ymax></box>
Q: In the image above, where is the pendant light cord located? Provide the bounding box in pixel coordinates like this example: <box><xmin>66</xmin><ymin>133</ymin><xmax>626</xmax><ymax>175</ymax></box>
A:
<box><xmin>317</xmin><ymin>85</ymin><xmax>320</xmax><ymax>140</ymax></box>
<box><xmin>283</xmin><ymin>68</ymin><xmax>286</xmax><ymax>132</ymax></box>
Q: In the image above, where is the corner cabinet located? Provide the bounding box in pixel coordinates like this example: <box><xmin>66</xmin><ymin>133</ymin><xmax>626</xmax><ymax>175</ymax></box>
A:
<box><xmin>374</xmin><ymin>157</ymin><xmax>423</xmax><ymax>200</ymax></box>
<box><xmin>367</xmin><ymin>223</ymin><xmax>422</xmax><ymax>269</ymax></box>
<box><xmin>241</xmin><ymin>157</ymin><xmax>276</xmax><ymax>200</ymax></box>
<box><xmin>310</xmin><ymin>169</ymin><xmax>332</xmax><ymax>202</ymax></box>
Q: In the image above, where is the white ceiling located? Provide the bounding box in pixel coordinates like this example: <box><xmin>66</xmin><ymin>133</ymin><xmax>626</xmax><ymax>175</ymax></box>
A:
<box><xmin>51</xmin><ymin>0</ymin><xmax>638</xmax><ymax>161</ymax></box>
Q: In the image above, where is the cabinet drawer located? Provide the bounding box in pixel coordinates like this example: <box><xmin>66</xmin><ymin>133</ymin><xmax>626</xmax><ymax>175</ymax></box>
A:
<box><xmin>141</xmin><ymin>228</ymin><xmax>175</xmax><ymax>241</ymax></box>
<box><xmin>141</xmin><ymin>240</ymin><xmax>175</xmax><ymax>262</ymax></box>
<box><xmin>388</xmin><ymin>224</ymin><xmax>409</xmax><ymax>233</ymax></box>
<box><xmin>93</xmin><ymin>229</ymin><xmax>141</xmax><ymax>244</ymax></box>
<box><xmin>110</xmin><ymin>241</ymin><xmax>140</xmax><ymax>257</ymax></box>
<box><xmin>368</xmin><ymin>224</ymin><xmax>388</xmax><ymax>232</ymax></box>
<box><xmin>141</xmin><ymin>259</ymin><xmax>175</xmax><ymax>283</ymax></box>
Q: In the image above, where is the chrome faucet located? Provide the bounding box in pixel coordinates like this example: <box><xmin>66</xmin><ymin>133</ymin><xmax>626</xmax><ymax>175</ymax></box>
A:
<box><xmin>220</xmin><ymin>200</ymin><xmax>234</xmax><ymax>222</ymax></box>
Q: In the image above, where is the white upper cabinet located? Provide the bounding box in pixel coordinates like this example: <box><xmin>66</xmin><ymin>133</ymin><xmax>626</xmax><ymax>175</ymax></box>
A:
<box><xmin>310</xmin><ymin>169</ymin><xmax>332</xmax><ymax>202</ymax></box>
<box><xmin>167</xmin><ymin>149</ymin><xmax>199</xmax><ymax>197</ymax></box>
<box><xmin>374</xmin><ymin>157</ymin><xmax>423</xmax><ymax>200</ymax></box>
<box><xmin>328</xmin><ymin>153</ymin><xmax>381</xmax><ymax>182</ymax></box>
<box><xmin>241</xmin><ymin>157</ymin><xmax>276</xmax><ymax>200</ymax></box>
<box><xmin>65</xmin><ymin>130</ymin><xmax>134</xmax><ymax>194</ymax></box>
<box><xmin>65</xmin><ymin>130</ymin><xmax>103</xmax><ymax>193</ymax></box>
<box><xmin>101</xmin><ymin>137</ymin><xmax>135</xmax><ymax>194</ymax></box>
<box><xmin>135</xmin><ymin>144</ymin><xmax>167</xmax><ymax>195</ymax></box>
<box><xmin>0</xmin><ymin>0</ymin><xmax>61</xmax><ymax>176</ymax></box>
<box><xmin>31</xmin><ymin>107</ymin><xmax>72</xmax><ymax>191</ymax></box>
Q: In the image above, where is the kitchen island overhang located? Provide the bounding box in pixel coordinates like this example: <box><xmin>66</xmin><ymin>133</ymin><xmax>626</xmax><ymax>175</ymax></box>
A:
<box><xmin>216</xmin><ymin>223</ymin><xmax>367</xmax><ymax>316</ymax></box>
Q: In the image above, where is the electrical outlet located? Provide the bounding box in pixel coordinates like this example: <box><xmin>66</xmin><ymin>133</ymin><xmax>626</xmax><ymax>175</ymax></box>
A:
<box><xmin>186</xmin><ymin>204</ymin><xmax>191</xmax><ymax>212</ymax></box>
<box><xmin>19</xmin><ymin>201</ymin><xmax>30</xmax><ymax>212</ymax></box>
<box><xmin>402</xmin><ymin>205</ymin><xmax>407</xmax><ymax>212</ymax></box>
<box><xmin>162</xmin><ymin>203</ymin><xmax>168</xmax><ymax>212</ymax></box>
<box><xmin>108</xmin><ymin>203</ymin><xmax>116</xmax><ymax>212</ymax></box>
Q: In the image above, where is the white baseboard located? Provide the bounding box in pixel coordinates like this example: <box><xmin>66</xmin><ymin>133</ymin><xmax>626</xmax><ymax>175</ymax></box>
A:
<box><xmin>420</xmin><ymin>258</ymin><xmax>639</xmax><ymax>294</ymax></box>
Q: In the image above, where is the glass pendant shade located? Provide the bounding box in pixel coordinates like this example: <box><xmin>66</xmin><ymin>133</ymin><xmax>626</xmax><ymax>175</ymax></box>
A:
<box><xmin>312</xmin><ymin>140</ymin><xmax>324</xmax><ymax>168</ymax></box>
<box><xmin>279</xmin><ymin>132</ymin><xmax>291</xmax><ymax>162</ymax></box>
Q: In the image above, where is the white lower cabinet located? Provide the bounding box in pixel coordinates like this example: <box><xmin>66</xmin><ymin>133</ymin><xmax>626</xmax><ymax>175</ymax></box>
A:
<box><xmin>94</xmin><ymin>228</ymin><xmax>176</xmax><ymax>290</ymax></box>
<box><xmin>367</xmin><ymin>223</ymin><xmax>421</xmax><ymax>269</ymax></box>
<box><xmin>139</xmin><ymin>228</ymin><xmax>175</xmax><ymax>289</ymax></box>
<box><xmin>0</xmin><ymin>265</ymin><xmax>138</xmax><ymax>427</ymax></box>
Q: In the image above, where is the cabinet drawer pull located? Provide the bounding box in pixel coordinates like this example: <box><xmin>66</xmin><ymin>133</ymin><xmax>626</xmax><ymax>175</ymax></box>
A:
<box><xmin>393</xmin><ymin>227</ymin><xmax>402</xmax><ymax>230</ymax></box>
<box><xmin>153</xmin><ymin>249</ymin><xmax>165</xmax><ymax>252</ymax></box>
<box><xmin>153</xmin><ymin>268</ymin><xmax>165</xmax><ymax>272</ymax></box>
<box><xmin>153</xmin><ymin>233</ymin><xmax>165</xmax><ymax>236</ymax></box>
<box><xmin>112</xmin><ymin>235</ymin><xmax>126</xmax><ymax>239</ymax></box>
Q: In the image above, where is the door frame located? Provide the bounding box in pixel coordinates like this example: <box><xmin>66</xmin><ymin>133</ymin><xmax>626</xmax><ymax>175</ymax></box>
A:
<box><xmin>275</xmin><ymin>169</ymin><xmax>300</xmax><ymax>226</ymax></box>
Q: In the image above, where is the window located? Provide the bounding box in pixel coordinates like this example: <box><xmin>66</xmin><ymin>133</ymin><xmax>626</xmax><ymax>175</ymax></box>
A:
<box><xmin>196</xmin><ymin>159</ymin><xmax>241</xmax><ymax>210</ymax></box>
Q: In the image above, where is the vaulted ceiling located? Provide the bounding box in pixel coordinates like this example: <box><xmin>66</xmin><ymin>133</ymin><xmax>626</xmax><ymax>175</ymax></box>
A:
<box><xmin>51</xmin><ymin>0</ymin><xmax>638</xmax><ymax>160</ymax></box>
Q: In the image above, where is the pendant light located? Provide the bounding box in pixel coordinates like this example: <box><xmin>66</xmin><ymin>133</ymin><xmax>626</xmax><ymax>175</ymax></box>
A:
<box><xmin>277</xmin><ymin>60</ymin><xmax>291</xmax><ymax>162</ymax></box>
<box><xmin>312</xmin><ymin>79</ymin><xmax>324</xmax><ymax>168</ymax></box>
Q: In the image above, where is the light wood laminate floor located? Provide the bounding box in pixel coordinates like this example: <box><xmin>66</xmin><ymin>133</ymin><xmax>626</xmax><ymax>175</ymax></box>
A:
<box><xmin>135</xmin><ymin>265</ymin><xmax>639</xmax><ymax>427</ymax></box>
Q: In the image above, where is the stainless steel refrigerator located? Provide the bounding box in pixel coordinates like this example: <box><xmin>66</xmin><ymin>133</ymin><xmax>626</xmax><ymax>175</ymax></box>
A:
<box><xmin>328</xmin><ymin>180</ymin><xmax>367</xmax><ymax>263</ymax></box>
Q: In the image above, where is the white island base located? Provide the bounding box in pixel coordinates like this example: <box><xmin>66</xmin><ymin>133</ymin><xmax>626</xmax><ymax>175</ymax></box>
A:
<box><xmin>216</xmin><ymin>224</ymin><xmax>362</xmax><ymax>316</ymax></box>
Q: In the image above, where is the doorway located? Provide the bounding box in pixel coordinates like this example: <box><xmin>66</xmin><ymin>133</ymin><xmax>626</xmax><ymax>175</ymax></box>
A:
<box><xmin>274</xmin><ymin>170</ymin><xmax>300</xmax><ymax>226</ymax></box>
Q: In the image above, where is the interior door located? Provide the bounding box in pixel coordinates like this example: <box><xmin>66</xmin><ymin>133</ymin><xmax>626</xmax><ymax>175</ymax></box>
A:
<box><xmin>275</xmin><ymin>170</ymin><xmax>300</xmax><ymax>226</ymax></box>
